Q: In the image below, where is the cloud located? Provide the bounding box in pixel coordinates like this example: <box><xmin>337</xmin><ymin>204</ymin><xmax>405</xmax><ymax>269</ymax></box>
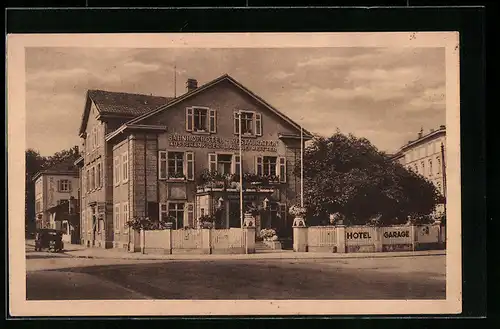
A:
<box><xmin>122</xmin><ymin>61</ymin><xmax>161</xmax><ymax>72</ymax></box>
<box><xmin>266</xmin><ymin>70</ymin><xmax>295</xmax><ymax>81</ymax></box>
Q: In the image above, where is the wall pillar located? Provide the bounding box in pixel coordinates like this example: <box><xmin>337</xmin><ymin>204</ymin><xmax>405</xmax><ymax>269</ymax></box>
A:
<box><xmin>243</xmin><ymin>213</ymin><xmax>256</xmax><ymax>254</ymax></box>
<box><xmin>335</xmin><ymin>225</ymin><xmax>346</xmax><ymax>253</ymax></box>
<box><xmin>202</xmin><ymin>228</ymin><xmax>212</xmax><ymax>254</ymax></box>
<box><xmin>293</xmin><ymin>216</ymin><xmax>308</xmax><ymax>252</ymax></box>
<box><xmin>374</xmin><ymin>227</ymin><xmax>383</xmax><ymax>252</ymax></box>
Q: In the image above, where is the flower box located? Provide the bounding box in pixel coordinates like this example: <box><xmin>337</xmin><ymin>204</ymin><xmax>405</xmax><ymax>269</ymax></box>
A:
<box><xmin>263</xmin><ymin>240</ymin><xmax>282</xmax><ymax>250</ymax></box>
<box><xmin>245</xmin><ymin>188</ymin><xmax>257</xmax><ymax>192</ymax></box>
<box><xmin>168</xmin><ymin>177</ymin><xmax>186</xmax><ymax>182</ymax></box>
<box><xmin>212</xmin><ymin>187</ymin><xmax>224</xmax><ymax>192</ymax></box>
<box><xmin>258</xmin><ymin>188</ymin><xmax>274</xmax><ymax>193</ymax></box>
<box><xmin>226</xmin><ymin>188</ymin><xmax>239</xmax><ymax>192</ymax></box>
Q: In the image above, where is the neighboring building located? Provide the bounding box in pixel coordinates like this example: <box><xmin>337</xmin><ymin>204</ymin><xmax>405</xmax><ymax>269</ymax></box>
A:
<box><xmin>33</xmin><ymin>159</ymin><xmax>80</xmax><ymax>243</ymax></box>
<box><xmin>75</xmin><ymin>74</ymin><xmax>312</xmax><ymax>251</ymax></box>
<box><xmin>391</xmin><ymin>125</ymin><xmax>447</xmax><ymax>215</ymax></box>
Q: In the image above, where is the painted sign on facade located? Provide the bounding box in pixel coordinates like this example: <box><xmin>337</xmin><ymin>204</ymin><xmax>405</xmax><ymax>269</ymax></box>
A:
<box><xmin>168</xmin><ymin>134</ymin><xmax>278</xmax><ymax>152</ymax></box>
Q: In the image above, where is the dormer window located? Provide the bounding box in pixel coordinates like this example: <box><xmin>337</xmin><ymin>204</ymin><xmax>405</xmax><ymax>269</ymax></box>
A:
<box><xmin>186</xmin><ymin>107</ymin><xmax>216</xmax><ymax>133</ymax></box>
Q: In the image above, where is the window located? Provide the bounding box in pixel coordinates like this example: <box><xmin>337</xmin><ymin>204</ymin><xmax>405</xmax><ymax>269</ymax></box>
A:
<box><xmin>122</xmin><ymin>203</ymin><xmax>129</xmax><ymax>234</ymax></box>
<box><xmin>241</xmin><ymin>112</ymin><xmax>254</xmax><ymax>135</ymax></box>
<box><xmin>168</xmin><ymin>152</ymin><xmax>184</xmax><ymax>178</ymax></box>
<box><xmin>81</xmin><ymin>210</ymin><xmax>86</xmax><ymax>235</ymax></box>
<box><xmin>217</xmin><ymin>154</ymin><xmax>233</xmax><ymax>175</ymax></box>
<box><xmin>263</xmin><ymin>156</ymin><xmax>277</xmax><ymax>176</ymax></box>
<box><xmin>91</xmin><ymin>166</ymin><xmax>96</xmax><ymax>190</ymax></box>
<box><xmin>234</xmin><ymin>111</ymin><xmax>263</xmax><ymax>136</ymax></box>
<box><xmin>114</xmin><ymin>204</ymin><xmax>121</xmax><ymax>233</ymax></box>
<box><xmin>421</xmin><ymin>161</ymin><xmax>425</xmax><ymax>176</ymax></box>
<box><xmin>35</xmin><ymin>200</ymin><xmax>41</xmax><ymax>213</ymax></box>
<box><xmin>186</xmin><ymin>107</ymin><xmax>216</xmax><ymax>133</ymax></box>
<box><xmin>114</xmin><ymin>156</ymin><xmax>121</xmax><ymax>185</ymax></box>
<box><xmin>429</xmin><ymin>159</ymin><xmax>433</xmax><ymax>176</ymax></box>
<box><xmin>97</xmin><ymin>162</ymin><xmax>102</xmax><ymax>188</ymax></box>
<box><xmin>436</xmin><ymin>157</ymin><xmax>441</xmax><ymax>174</ymax></box>
<box><xmin>160</xmin><ymin>202</ymin><xmax>185</xmax><ymax>230</ymax></box>
<box><xmin>414</xmin><ymin>164</ymin><xmax>418</xmax><ymax>173</ymax></box>
<box><xmin>57</xmin><ymin>199</ymin><xmax>68</xmax><ymax>205</ymax></box>
<box><xmin>58</xmin><ymin>179</ymin><xmax>71</xmax><ymax>192</ymax></box>
<box><xmin>122</xmin><ymin>152</ymin><xmax>129</xmax><ymax>183</ymax></box>
<box><xmin>159</xmin><ymin>151</ymin><xmax>188</xmax><ymax>180</ymax></box>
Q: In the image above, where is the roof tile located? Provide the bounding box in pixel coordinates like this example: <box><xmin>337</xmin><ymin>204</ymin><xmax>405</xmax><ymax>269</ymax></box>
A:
<box><xmin>88</xmin><ymin>90</ymin><xmax>173</xmax><ymax>116</ymax></box>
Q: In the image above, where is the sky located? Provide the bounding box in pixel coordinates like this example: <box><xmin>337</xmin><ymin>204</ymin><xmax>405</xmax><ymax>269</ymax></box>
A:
<box><xmin>25</xmin><ymin>47</ymin><xmax>445</xmax><ymax>156</ymax></box>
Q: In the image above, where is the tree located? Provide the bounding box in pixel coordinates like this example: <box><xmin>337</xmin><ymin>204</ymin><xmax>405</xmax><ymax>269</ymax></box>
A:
<box><xmin>295</xmin><ymin>133</ymin><xmax>440</xmax><ymax>226</ymax></box>
<box><xmin>25</xmin><ymin>149</ymin><xmax>47</xmax><ymax>234</ymax></box>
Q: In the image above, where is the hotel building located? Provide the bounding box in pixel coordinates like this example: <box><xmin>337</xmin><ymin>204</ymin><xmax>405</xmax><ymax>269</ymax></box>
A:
<box><xmin>74</xmin><ymin>74</ymin><xmax>312</xmax><ymax>251</ymax></box>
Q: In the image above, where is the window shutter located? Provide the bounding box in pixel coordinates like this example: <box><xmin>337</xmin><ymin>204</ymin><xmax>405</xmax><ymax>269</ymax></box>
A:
<box><xmin>186</xmin><ymin>203</ymin><xmax>195</xmax><ymax>228</ymax></box>
<box><xmin>255</xmin><ymin>113</ymin><xmax>262</xmax><ymax>136</ymax></box>
<box><xmin>186</xmin><ymin>107</ymin><xmax>194</xmax><ymax>132</ymax></box>
<box><xmin>68</xmin><ymin>180</ymin><xmax>72</xmax><ymax>192</ymax></box>
<box><xmin>57</xmin><ymin>180</ymin><xmax>61</xmax><ymax>192</ymax></box>
<box><xmin>209</xmin><ymin>153</ymin><xmax>217</xmax><ymax>172</ymax></box>
<box><xmin>186</xmin><ymin>152</ymin><xmax>195</xmax><ymax>181</ymax></box>
<box><xmin>234</xmin><ymin>112</ymin><xmax>240</xmax><ymax>135</ymax></box>
<box><xmin>232</xmin><ymin>155</ymin><xmax>241</xmax><ymax>175</ymax></box>
<box><xmin>209</xmin><ymin>109</ymin><xmax>217</xmax><ymax>133</ymax></box>
<box><xmin>279</xmin><ymin>157</ymin><xmax>286</xmax><ymax>183</ymax></box>
<box><xmin>255</xmin><ymin>156</ymin><xmax>263</xmax><ymax>176</ymax></box>
<box><xmin>159</xmin><ymin>151</ymin><xmax>167</xmax><ymax>179</ymax></box>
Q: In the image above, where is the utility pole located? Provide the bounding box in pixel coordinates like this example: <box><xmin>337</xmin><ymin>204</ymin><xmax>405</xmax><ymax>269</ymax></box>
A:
<box><xmin>239</xmin><ymin>111</ymin><xmax>243</xmax><ymax>228</ymax></box>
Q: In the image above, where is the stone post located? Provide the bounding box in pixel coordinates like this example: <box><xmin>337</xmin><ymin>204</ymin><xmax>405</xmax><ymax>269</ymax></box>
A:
<box><xmin>335</xmin><ymin>225</ymin><xmax>346</xmax><ymax>253</ymax></box>
<box><xmin>140</xmin><ymin>229</ymin><xmax>145</xmax><ymax>254</ymax></box>
<box><xmin>243</xmin><ymin>213</ymin><xmax>256</xmax><ymax>254</ymax></box>
<box><xmin>202</xmin><ymin>228</ymin><xmax>212</xmax><ymax>254</ymax></box>
<box><xmin>410</xmin><ymin>225</ymin><xmax>416</xmax><ymax>251</ymax></box>
<box><xmin>293</xmin><ymin>216</ymin><xmax>308</xmax><ymax>252</ymax></box>
<box><xmin>165</xmin><ymin>228</ymin><xmax>173</xmax><ymax>254</ymax></box>
<box><xmin>374</xmin><ymin>227</ymin><xmax>383</xmax><ymax>252</ymax></box>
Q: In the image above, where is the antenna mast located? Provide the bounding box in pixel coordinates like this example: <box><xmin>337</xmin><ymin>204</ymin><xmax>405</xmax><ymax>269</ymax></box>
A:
<box><xmin>174</xmin><ymin>65</ymin><xmax>177</xmax><ymax>98</ymax></box>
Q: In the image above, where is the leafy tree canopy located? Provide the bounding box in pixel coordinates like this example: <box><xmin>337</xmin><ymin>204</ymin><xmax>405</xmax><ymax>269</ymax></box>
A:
<box><xmin>295</xmin><ymin>133</ymin><xmax>441</xmax><ymax>226</ymax></box>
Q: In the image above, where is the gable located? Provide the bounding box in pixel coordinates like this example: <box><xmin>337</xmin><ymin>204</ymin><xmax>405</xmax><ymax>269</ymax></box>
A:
<box><xmin>128</xmin><ymin>75</ymin><xmax>312</xmax><ymax>137</ymax></box>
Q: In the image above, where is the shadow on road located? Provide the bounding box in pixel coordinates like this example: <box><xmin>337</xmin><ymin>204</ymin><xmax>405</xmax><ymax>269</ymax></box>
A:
<box><xmin>29</xmin><ymin>258</ymin><xmax>446</xmax><ymax>300</ymax></box>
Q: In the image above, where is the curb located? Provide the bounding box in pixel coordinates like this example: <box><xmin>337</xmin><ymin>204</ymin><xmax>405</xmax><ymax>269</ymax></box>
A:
<box><xmin>62</xmin><ymin>250</ymin><xmax>446</xmax><ymax>262</ymax></box>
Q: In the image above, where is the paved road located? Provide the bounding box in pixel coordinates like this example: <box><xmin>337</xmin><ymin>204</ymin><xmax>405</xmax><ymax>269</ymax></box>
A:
<box><xmin>26</xmin><ymin>248</ymin><xmax>446</xmax><ymax>300</ymax></box>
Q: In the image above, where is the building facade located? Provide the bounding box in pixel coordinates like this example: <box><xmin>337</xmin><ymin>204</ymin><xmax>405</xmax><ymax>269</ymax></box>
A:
<box><xmin>76</xmin><ymin>74</ymin><xmax>312</xmax><ymax>251</ymax></box>
<box><xmin>33</xmin><ymin>160</ymin><xmax>80</xmax><ymax>243</ymax></box>
<box><xmin>391</xmin><ymin>125</ymin><xmax>446</xmax><ymax>215</ymax></box>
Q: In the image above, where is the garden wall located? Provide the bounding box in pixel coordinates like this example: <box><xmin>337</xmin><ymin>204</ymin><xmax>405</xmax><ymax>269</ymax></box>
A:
<box><xmin>294</xmin><ymin>224</ymin><xmax>445</xmax><ymax>253</ymax></box>
<box><xmin>141</xmin><ymin>227</ymin><xmax>253</xmax><ymax>255</ymax></box>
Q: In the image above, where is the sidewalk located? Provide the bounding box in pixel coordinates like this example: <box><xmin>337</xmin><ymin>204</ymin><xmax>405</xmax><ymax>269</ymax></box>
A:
<box><xmin>61</xmin><ymin>244</ymin><xmax>446</xmax><ymax>261</ymax></box>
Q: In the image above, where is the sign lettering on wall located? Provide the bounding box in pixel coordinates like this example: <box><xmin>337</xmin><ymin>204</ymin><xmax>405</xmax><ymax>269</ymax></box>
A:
<box><xmin>346</xmin><ymin>231</ymin><xmax>372</xmax><ymax>239</ymax></box>
<box><xmin>168</xmin><ymin>134</ymin><xmax>278</xmax><ymax>152</ymax></box>
<box><xmin>383</xmin><ymin>230</ymin><xmax>410</xmax><ymax>238</ymax></box>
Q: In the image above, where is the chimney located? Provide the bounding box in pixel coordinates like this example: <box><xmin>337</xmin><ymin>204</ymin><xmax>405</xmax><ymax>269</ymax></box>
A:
<box><xmin>439</xmin><ymin>125</ymin><xmax>446</xmax><ymax>130</ymax></box>
<box><xmin>418</xmin><ymin>127</ymin><xmax>424</xmax><ymax>139</ymax></box>
<box><xmin>186</xmin><ymin>78</ymin><xmax>198</xmax><ymax>92</ymax></box>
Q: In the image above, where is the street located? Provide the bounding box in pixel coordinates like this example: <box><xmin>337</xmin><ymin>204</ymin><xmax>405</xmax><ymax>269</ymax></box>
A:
<box><xmin>26</xmin><ymin>244</ymin><xmax>446</xmax><ymax>300</ymax></box>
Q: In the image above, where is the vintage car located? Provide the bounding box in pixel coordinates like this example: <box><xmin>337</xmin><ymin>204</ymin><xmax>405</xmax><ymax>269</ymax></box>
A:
<box><xmin>34</xmin><ymin>228</ymin><xmax>64</xmax><ymax>252</ymax></box>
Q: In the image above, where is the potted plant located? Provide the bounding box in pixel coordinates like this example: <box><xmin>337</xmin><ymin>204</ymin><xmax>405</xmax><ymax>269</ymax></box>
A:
<box><xmin>243</xmin><ymin>173</ymin><xmax>260</xmax><ymax>191</ymax></box>
<box><xmin>289</xmin><ymin>204</ymin><xmax>307</xmax><ymax>227</ymax></box>
<box><xmin>226</xmin><ymin>174</ymin><xmax>240</xmax><ymax>191</ymax></box>
<box><xmin>259</xmin><ymin>228</ymin><xmax>281</xmax><ymax>249</ymax></box>
<box><xmin>198</xmin><ymin>214</ymin><xmax>216</xmax><ymax>229</ymax></box>
<box><xmin>168</xmin><ymin>172</ymin><xmax>186</xmax><ymax>181</ymax></box>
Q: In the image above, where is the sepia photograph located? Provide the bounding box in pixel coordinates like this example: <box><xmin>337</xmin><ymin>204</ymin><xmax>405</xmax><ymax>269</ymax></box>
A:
<box><xmin>7</xmin><ymin>32</ymin><xmax>461</xmax><ymax>316</ymax></box>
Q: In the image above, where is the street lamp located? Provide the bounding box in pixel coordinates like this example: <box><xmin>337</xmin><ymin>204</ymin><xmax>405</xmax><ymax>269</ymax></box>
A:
<box><xmin>238</xmin><ymin>111</ymin><xmax>244</xmax><ymax>228</ymax></box>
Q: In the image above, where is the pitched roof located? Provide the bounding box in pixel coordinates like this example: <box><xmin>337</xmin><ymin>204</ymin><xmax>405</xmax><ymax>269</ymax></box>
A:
<box><xmin>33</xmin><ymin>158</ymin><xmax>79</xmax><ymax>181</ymax></box>
<box><xmin>78</xmin><ymin>90</ymin><xmax>173</xmax><ymax>135</ymax></box>
<box><xmin>126</xmin><ymin>74</ymin><xmax>314</xmax><ymax>138</ymax></box>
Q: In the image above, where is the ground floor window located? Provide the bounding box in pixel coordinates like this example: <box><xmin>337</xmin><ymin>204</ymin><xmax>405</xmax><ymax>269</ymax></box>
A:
<box><xmin>160</xmin><ymin>202</ymin><xmax>185</xmax><ymax>229</ymax></box>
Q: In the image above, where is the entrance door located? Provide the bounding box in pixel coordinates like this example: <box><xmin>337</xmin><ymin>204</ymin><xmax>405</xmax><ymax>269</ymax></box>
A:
<box><xmin>228</xmin><ymin>200</ymin><xmax>241</xmax><ymax>228</ymax></box>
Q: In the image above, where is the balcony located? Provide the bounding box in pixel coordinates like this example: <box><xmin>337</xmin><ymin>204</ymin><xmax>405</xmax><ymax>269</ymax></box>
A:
<box><xmin>196</xmin><ymin>170</ymin><xmax>280</xmax><ymax>194</ymax></box>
